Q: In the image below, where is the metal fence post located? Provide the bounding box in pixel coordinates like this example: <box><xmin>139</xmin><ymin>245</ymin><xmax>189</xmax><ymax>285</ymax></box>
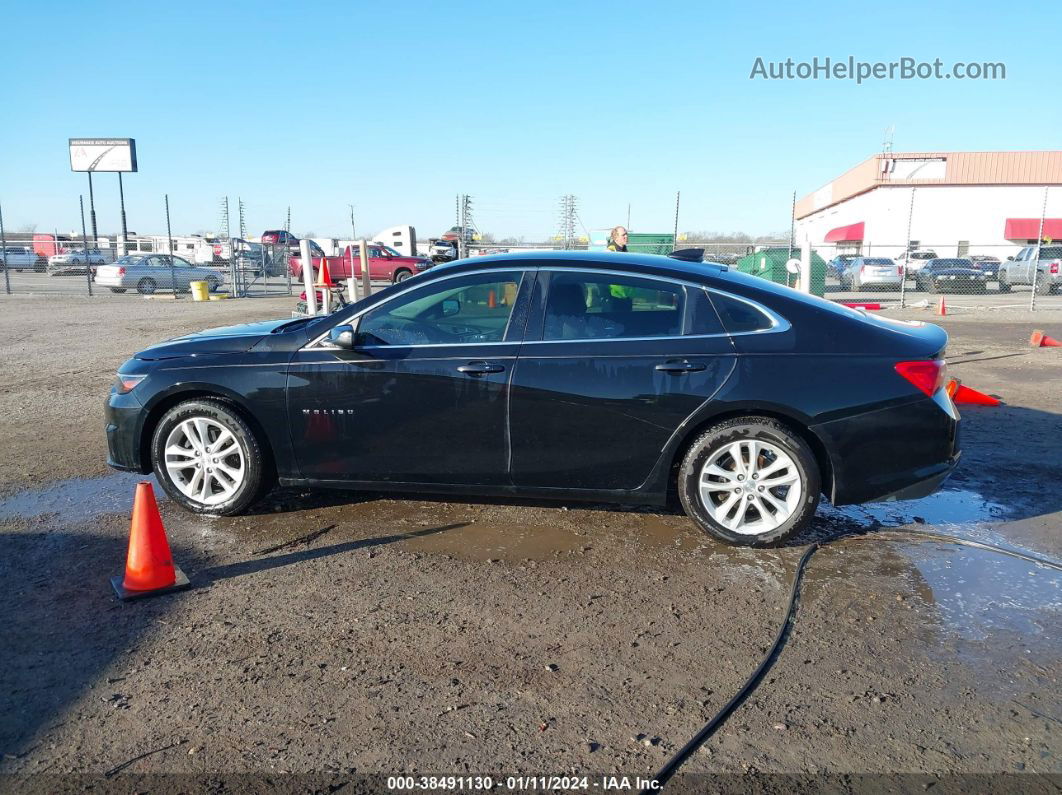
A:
<box><xmin>1031</xmin><ymin>186</ymin><xmax>1048</xmax><ymax>312</ymax></box>
<box><xmin>80</xmin><ymin>196</ymin><xmax>94</xmax><ymax>297</ymax></box>
<box><xmin>359</xmin><ymin>239</ymin><xmax>371</xmax><ymax>299</ymax></box>
<box><xmin>899</xmin><ymin>188</ymin><xmax>915</xmax><ymax>308</ymax></box>
<box><xmin>165</xmin><ymin>194</ymin><xmax>177</xmax><ymax>298</ymax></box>
<box><xmin>0</xmin><ymin>202</ymin><xmax>10</xmax><ymax>295</ymax></box>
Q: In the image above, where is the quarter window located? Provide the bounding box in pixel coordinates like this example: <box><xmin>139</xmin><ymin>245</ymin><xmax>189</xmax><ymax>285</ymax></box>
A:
<box><xmin>710</xmin><ymin>292</ymin><xmax>774</xmax><ymax>334</ymax></box>
<box><xmin>356</xmin><ymin>271</ymin><xmax>523</xmax><ymax>346</ymax></box>
<box><xmin>543</xmin><ymin>271</ymin><xmax>684</xmax><ymax>340</ymax></box>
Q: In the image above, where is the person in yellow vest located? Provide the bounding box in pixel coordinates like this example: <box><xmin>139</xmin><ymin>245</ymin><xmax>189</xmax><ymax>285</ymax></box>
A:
<box><xmin>605</xmin><ymin>227</ymin><xmax>635</xmax><ymax>307</ymax></box>
<box><xmin>606</xmin><ymin>226</ymin><xmax>629</xmax><ymax>252</ymax></box>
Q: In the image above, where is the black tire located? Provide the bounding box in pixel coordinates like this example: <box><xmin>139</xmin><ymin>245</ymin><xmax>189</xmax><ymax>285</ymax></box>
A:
<box><xmin>998</xmin><ymin>272</ymin><xmax>1012</xmax><ymax>293</ymax></box>
<box><xmin>677</xmin><ymin>417</ymin><xmax>821</xmax><ymax>548</ymax></box>
<box><xmin>137</xmin><ymin>278</ymin><xmax>157</xmax><ymax>295</ymax></box>
<box><xmin>393</xmin><ymin>269</ymin><xmax>413</xmax><ymax>283</ymax></box>
<box><xmin>927</xmin><ymin>279</ymin><xmax>940</xmax><ymax>294</ymax></box>
<box><xmin>1035</xmin><ymin>275</ymin><xmax>1053</xmax><ymax>296</ymax></box>
<box><xmin>109</xmin><ymin>287</ymin><xmax>128</xmax><ymax>293</ymax></box>
<box><xmin>150</xmin><ymin>398</ymin><xmax>269</xmax><ymax>516</ymax></box>
<box><xmin>206</xmin><ymin>277</ymin><xmax>221</xmax><ymax>293</ymax></box>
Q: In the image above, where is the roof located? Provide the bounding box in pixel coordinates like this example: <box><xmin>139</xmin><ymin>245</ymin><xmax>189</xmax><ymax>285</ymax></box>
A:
<box><xmin>432</xmin><ymin>249</ymin><xmax>730</xmax><ymax>280</ymax></box>
<box><xmin>796</xmin><ymin>151</ymin><xmax>1062</xmax><ymax>219</ymax></box>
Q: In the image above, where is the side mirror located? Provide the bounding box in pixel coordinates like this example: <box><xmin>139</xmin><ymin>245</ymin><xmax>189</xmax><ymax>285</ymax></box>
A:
<box><xmin>1006</xmin><ymin>256</ymin><xmax>1014</xmax><ymax>261</ymax></box>
<box><xmin>328</xmin><ymin>324</ymin><xmax>355</xmax><ymax>349</ymax></box>
<box><xmin>442</xmin><ymin>298</ymin><xmax>460</xmax><ymax>317</ymax></box>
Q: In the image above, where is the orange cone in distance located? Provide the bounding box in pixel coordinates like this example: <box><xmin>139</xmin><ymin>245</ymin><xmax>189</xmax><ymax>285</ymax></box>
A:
<box><xmin>315</xmin><ymin>259</ymin><xmax>334</xmax><ymax>288</ymax></box>
<box><xmin>1030</xmin><ymin>330</ymin><xmax>1062</xmax><ymax>348</ymax></box>
<box><xmin>936</xmin><ymin>296</ymin><xmax>946</xmax><ymax>316</ymax></box>
<box><xmin>487</xmin><ymin>289</ymin><xmax>497</xmax><ymax>309</ymax></box>
<box><xmin>111</xmin><ymin>482</ymin><xmax>190</xmax><ymax>600</ymax></box>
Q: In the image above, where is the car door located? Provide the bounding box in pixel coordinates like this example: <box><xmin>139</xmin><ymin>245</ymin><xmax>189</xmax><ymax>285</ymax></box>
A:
<box><xmin>508</xmin><ymin>267</ymin><xmax>736</xmax><ymax>492</ymax></box>
<box><xmin>1012</xmin><ymin>247</ymin><xmax>1031</xmax><ymax>284</ymax></box>
<box><xmin>288</xmin><ymin>267</ymin><xmax>534</xmax><ymax>485</ymax></box>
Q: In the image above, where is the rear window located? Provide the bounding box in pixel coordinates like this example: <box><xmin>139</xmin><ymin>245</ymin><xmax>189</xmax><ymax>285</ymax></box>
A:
<box><xmin>862</xmin><ymin>258</ymin><xmax>894</xmax><ymax>265</ymax></box>
<box><xmin>1038</xmin><ymin>246</ymin><xmax>1062</xmax><ymax>259</ymax></box>
<box><xmin>710</xmin><ymin>291</ymin><xmax>774</xmax><ymax>334</ymax></box>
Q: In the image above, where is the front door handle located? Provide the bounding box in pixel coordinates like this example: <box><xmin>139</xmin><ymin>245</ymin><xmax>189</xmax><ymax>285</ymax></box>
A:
<box><xmin>457</xmin><ymin>361</ymin><xmax>505</xmax><ymax>376</ymax></box>
<box><xmin>655</xmin><ymin>360</ymin><xmax>707</xmax><ymax>374</ymax></box>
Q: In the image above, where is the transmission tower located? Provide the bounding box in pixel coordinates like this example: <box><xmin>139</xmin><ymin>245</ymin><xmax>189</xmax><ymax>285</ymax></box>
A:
<box><xmin>238</xmin><ymin>198</ymin><xmax>247</xmax><ymax>240</ymax></box>
<box><xmin>557</xmin><ymin>194</ymin><xmax>578</xmax><ymax>250</ymax></box>
<box><xmin>458</xmin><ymin>194</ymin><xmax>475</xmax><ymax>259</ymax></box>
<box><xmin>285</xmin><ymin>206</ymin><xmax>291</xmax><ymax>233</ymax></box>
<box><xmin>219</xmin><ymin>196</ymin><xmax>230</xmax><ymax>239</ymax></box>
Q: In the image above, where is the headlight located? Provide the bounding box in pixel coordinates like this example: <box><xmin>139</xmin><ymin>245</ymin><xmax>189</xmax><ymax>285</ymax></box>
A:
<box><xmin>114</xmin><ymin>374</ymin><xmax>146</xmax><ymax>394</ymax></box>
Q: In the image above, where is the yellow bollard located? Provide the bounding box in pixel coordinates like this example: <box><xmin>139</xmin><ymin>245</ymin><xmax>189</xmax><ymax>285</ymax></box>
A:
<box><xmin>190</xmin><ymin>281</ymin><xmax>209</xmax><ymax>301</ymax></box>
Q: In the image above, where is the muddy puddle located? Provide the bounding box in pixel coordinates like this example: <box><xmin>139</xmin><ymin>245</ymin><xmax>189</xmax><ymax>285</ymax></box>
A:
<box><xmin>820</xmin><ymin>488</ymin><xmax>1010</xmax><ymax>529</ymax></box>
<box><xmin>0</xmin><ymin>472</ymin><xmax>157</xmax><ymax>524</ymax></box>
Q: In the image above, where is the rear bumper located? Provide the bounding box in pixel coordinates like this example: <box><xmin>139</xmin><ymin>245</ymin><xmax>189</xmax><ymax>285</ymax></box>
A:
<box><xmin>813</xmin><ymin>390</ymin><xmax>960</xmax><ymax>506</ymax></box>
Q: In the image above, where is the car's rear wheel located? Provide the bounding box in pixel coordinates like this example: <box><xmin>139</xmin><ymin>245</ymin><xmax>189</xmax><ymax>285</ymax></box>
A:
<box><xmin>137</xmin><ymin>278</ymin><xmax>157</xmax><ymax>295</ymax></box>
<box><xmin>109</xmin><ymin>287</ymin><xmax>127</xmax><ymax>293</ymax></box>
<box><xmin>151</xmin><ymin>399</ymin><xmax>267</xmax><ymax>515</ymax></box>
<box><xmin>1035</xmin><ymin>274</ymin><xmax>1053</xmax><ymax>295</ymax></box>
<box><xmin>393</xmin><ymin>269</ymin><xmax>413</xmax><ymax>283</ymax></box>
<box><xmin>678</xmin><ymin>417</ymin><xmax>820</xmax><ymax>547</ymax></box>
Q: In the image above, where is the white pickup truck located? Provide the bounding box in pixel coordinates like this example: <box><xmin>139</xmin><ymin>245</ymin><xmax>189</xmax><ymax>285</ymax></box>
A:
<box><xmin>0</xmin><ymin>246</ymin><xmax>42</xmax><ymax>271</ymax></box>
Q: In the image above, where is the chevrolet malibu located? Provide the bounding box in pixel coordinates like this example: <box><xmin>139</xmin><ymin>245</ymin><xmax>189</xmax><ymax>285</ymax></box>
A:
<box><xmin>105</xmin><ymin>251</ymin><xmax>960</xmax><ymax>547</ymax></box>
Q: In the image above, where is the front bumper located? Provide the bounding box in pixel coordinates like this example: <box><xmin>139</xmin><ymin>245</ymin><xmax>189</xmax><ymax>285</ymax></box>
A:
<box><xmin>105</xmin><ymin>389</ymin><xmax>150</xmax><ymax>473</ymax></box>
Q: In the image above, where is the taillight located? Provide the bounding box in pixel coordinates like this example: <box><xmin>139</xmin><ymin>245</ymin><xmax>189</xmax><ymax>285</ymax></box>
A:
<box><xmin>897</xmin><ymin>266</ymin><xmax>903</xmax><ymax>276</ymax></box>
<box><xmin>895</xmin><ymin>360</ymin><xmax>947</xmax><ymax>397</ymax></box>
<box><xmin>860</xmin><ymin>265</ymin><xmax>867</xmax><ymax>275</ymax></box>
<box><xmin>1051</xmin><ymin>261</ymin><xmax>1059</xmax><ymax>274</ymax></box>
<box><xmin>117</xmin><ymin>267</ymin><xmax>125</xmax><ymax>276</ymax></box>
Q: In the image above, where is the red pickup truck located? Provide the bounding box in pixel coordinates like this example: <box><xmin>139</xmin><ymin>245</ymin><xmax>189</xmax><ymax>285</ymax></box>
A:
<box><xmin>290</xmin><ymin>244</ymin><xmax>433</xmax><ymax>284</ymax></box>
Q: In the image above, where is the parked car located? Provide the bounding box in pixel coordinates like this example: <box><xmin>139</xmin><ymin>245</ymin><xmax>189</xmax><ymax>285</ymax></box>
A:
<box><xmin>967</xmin><ymin>255</ymin><xmax>1001</xmax><ymax>279</ymax></box>
<box><xmin>94</xmin><ymin>254</ymin><xmax>224</xmax><ymax>295</ymax></box>
<box><xmin>914</xmin><ymin>258</ymin><xmax>989</xmax><ymax>293</ymax></box>
<box><xmin>897</xmin><ymin>250</ymin><xmax>938</xmax><ymax>275</ymax></box>
<box><xmin>826</xmin><ymin>254</ymin><xmax>859</xmax><ymax>279</ymax></box>
<box><xmin>430</xmin><ymin>239</ymin><xmax>458</xmax><ymax>262</ymax></box>
<box><xmin>48</xmin><ymin>248</ymin><xmax>107</xmax><ymax>275</ymax></box>
<box><xmin>441</xmin><ymin>225</ymin><xmax>475</xmax><ymax>243</ymax></box>
<box><xmin>0</xmin><ymin>246</ymin><xmax>39</xmax><ymax>271</ymax></box>
<box><xmin>290</xmin><ymin>244</ymin><xmax>433</xmax><ymax>284</ymax></box>
<box><xmin>840</xmin><ymin>257</ymin><xmax>902</xmax><ymax>291</ymax></box>
<box><xmin>105</xmin><ymin>251</ymin><xmax>959</xmax><ymax>548</ymax></box>
<box><xmin>998</xmin><ymin>245</ymin><xmax>1062</xmax><ymax>295</ymax></box>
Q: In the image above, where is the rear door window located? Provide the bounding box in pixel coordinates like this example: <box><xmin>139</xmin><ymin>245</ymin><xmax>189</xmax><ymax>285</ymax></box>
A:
<box><xmin>542</xmin><ymin>271</ymin><xmax>684</xmax><ymax>341</ymax></box>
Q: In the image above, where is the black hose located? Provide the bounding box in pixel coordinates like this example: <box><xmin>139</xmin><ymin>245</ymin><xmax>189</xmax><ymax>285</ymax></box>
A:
<box><xmin>643</xmin><ymin>530</ymin><xmax>1062</xmax><ymax>793</ymax></box>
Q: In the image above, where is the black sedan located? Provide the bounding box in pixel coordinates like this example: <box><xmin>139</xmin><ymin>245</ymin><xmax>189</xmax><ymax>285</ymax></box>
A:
<box><xmin>105</xmin><ymin>252</ymin><xmax>960</xmax><ymax>547</ymax></box>
<box><xmin>914</xmin><ymin>258</ymin><xmax>991</xmax><ymax>294</ymax></box>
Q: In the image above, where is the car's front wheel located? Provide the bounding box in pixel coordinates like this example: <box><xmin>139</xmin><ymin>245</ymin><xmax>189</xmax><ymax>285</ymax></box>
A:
<box><xmin>678</xmin><ymin>417</ymin><xmax>820</xmax><ymax>547</ymax></box>
<box><xmin>151</xmin><ymin>399</ymin><xmax>268</xmax><ymax>515</ymax></box>
<box><xmin>393</xmin><ymin>268</ymin><xmax>413</xmax><ymax>283</ymax></box>
<box><xmin>998</xmin><ymin>271</ymin><xmax>1012</xmax><ymax>293</ymax></box>
<box><xmin>137</xmin><ymin>278</ymin><xmax>157</xmax><ymax>295</ymax></box>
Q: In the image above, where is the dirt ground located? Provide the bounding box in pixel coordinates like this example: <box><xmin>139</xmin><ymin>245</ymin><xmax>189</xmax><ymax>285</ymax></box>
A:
<box><xmin>0</xmin><ymin>294</ymin><xmax>1059</xmax><ymax>791</ymax></box>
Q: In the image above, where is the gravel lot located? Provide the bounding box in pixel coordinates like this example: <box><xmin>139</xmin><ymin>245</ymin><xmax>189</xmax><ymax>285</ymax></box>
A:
<box><xmin>0</xmin><ymin>294</ymin><xmax>1059</xmax><ymax>790</ymax></box>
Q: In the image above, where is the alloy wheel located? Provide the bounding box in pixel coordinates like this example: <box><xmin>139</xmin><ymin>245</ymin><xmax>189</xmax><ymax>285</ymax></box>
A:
<box><xmin>163</xmin><ymin>417</ymin><xmax>246</xmax><ymax>507</ymax></box>
<box><xmin>698</xmin><ymin>440</ymin><xmax>803</xmax><ymax>536</ymax></box>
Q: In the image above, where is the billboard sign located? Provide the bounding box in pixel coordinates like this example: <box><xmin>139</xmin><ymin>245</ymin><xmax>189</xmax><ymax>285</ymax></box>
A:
<box><xmin>69</xmin><ymin>138</ymin><xmax>138</xmax><ymax>172</ymax></box>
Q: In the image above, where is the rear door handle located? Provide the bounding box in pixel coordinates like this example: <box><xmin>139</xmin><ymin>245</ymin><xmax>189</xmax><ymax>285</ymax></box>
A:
<box><xmin>457</xmin><ymin>361</ymin><xmax>505</xmax><ymax>375</ymax></box>
<box><xmin>655</xmin><ymin>360</ymin><xmax>707</xmax><ymax>374</ymax></box>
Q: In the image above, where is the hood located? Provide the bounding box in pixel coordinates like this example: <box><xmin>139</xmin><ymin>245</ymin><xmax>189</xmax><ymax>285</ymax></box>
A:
<box><xmin>135</xmin><ymin>318</ymin><xmax>293</xmax><ymax>360</ymax></box>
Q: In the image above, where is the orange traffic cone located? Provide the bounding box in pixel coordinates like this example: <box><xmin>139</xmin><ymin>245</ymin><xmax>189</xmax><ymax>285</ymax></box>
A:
<box><xmin>111</xmin><ymin>482</ymin><xmax>189</xmax><ymax>600</ymax></box>
<box><xmin>1030</xmin><ymin>330</ymin><xmax>1062</xmax><ymax>348</ymax></box>
<box><xmin>936</xmin><ymin>296</ymin><xmax>947</xmax><ymax>316</ymax></box>
<box><xmin>315</xmin><ymin>259</ymin><xmax>334</xmax><ymax>288</ymax></box>
<box><xmin>487</xmin><ymin>289</ymin><xmax>497</xmax><ymax>309</ymax></box>
<box><xmin>946</xmin><ymin>378</ymin><xmax>1000</xmax><ymax>407</ymax></box>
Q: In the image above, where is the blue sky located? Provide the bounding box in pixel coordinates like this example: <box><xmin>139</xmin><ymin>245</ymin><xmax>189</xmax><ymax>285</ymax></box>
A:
<box><xmin>3</xmin><ymin>0</ymin><xmax>1058</xmax><ymax>240</ymax></box>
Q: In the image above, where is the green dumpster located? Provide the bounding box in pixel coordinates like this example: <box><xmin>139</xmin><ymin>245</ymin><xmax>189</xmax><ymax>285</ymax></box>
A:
<box><xmin>735</xmin><ymin>247</ymin><xmax>826</xmax><ymax>297</ymax></box>
<box><xmin>627</xmin><ymin>233</ymin><xmax>675</xmax><ymax>256</ymax></box>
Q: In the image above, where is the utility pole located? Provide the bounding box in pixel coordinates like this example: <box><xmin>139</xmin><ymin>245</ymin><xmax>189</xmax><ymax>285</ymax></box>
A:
<box><xmin>349</xmin><ymin>204</ymin><xmax>356</xmax><ymax>240</ymax></box>
<box><xmin>238</xmin><ymin>198</ymin><xmax>247</xmax><ymax>240</ymax></box>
